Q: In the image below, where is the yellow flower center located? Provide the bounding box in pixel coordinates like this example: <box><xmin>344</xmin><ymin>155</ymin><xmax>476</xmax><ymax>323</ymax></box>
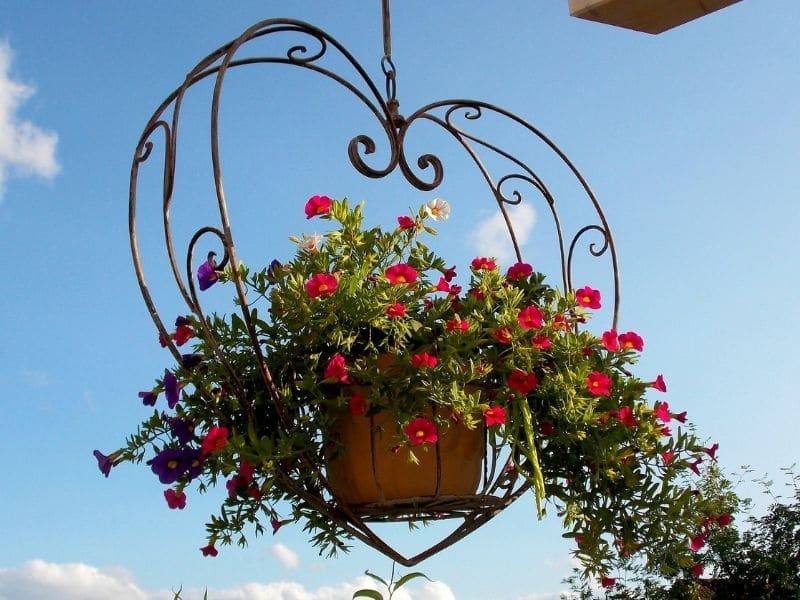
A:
<box><xmin>167</xmin><ymin>460</ymin><xmax>178</xmax><ymax>469</ymax></box>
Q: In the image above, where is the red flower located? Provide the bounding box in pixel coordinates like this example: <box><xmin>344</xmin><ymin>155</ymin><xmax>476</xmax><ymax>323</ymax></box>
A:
<box><xmin>540</xmin><ymin>421</ymin><xmax>556</xmax><ymax>436</ymax></box>
<box><xmin>600</xmin><ymin>577</ymin><xmax>616</xmax><ymax>588</ymax></box>
<box><xmin>662</xmin><ymin>450</ymin><xmax>675</xmax><ymax>464</ymax></box>
<box><xmin>494</xmin><ymin>327</ymin><xmax>513</xmax><ymax>344</ymax></box>
<box><xmin>651</xmin><ymin>374</ymin><xmax>667</xmax><ymax>392</ymax></box>
<box><xmin>506</xmin><ymin>262</ymin><xmax>533</xmax><ymax>281</ymax></box>
<box><xmin>517</xmin><ymin>305</ymin><xmax>543</xmax><ymax>330</ymax></box>
<box><xmin>692</xmin><ymin>563</ymin><xmax>704</xmax><ymax>578</ymax></box>
<box><xmin>435</xmin><ymin>277</ymin><xmax>451</xmax><ymax>292</ymax></box>
<box><xmin>717</xmin><ymin>513</ymin><xmax>732</xmax><ymax>528</ymax></box>
<box><xmin>323</xmin><ymin>354</ymin><xmax>351</xmax><ymax>384</ymax></box>
<box><xmin>386</xmin><ymin>303</ymin><xmax>406</xmax><ymax>319</ymax></box>
<box><xmin>348</xmin><ymin>392</ymin><xmax>367</xmax><ymax>416</ymax></box>
<box><xmin>483</xmin><ymin>405</ymin><xmax>506</xmax><ymax>427</ymax></box>
<box><xmin>690</xmin><ymin>533</ymin><xmax>706</xmax><ymax>552</ymax></box>
<box><xmin>531</xmin><ymin>335</ymin><xmax>551</xmax><ymax>350</ymax></box>
<box><xmin>304</xmin><ymin>195</ymin><xmax>332</xmax><ymax>219</ymax></box>
<box><xmin>445</xmin><ymin>318</ymin><xmax>469</xmax><ymax>333</ymax></box>
<box><xmin>443</xmin><ymin>266</ymin><xmax>457</xmax><ymax>282</ymax></box>
<box><xmin>507</xmin><ymin>369</ymin><xmax>539</xmax><ymax>395</ymax></box>
<box><xmin>654</xmin><ymin>401</ymin><xmax>671</xmax><ymax>423</ymax></box>
<box><xmin>172</xmin><ymin>324</ymin><xmax>194</xmax><ymax>346</ymax></box>
<box><xmin>385</xmin><ymin>263</ymin><xmax>418</xmax><ymax>285</ymax></box>
<box><xmin>601</xmin><ymin>329</ymin><xmax>620</xmax><ymax>352</ymax></box>
<box><xmin>404</xmin><ymin>417</ymin><xmax>438</xmax><ymax>446</ymax></box>
<box><xmin>200</xmin><ymin>426</ymin><xmax>229</xmax><ymax>455</ymax></box>
<box><xmin>200</xmin><ymin>543</ymin><xmax>218</xmax><ymax>557</ymax></box>
<box><xmin>411</xmin><ymin>352</ymin><xmax>438</xmax><ymax>369</ymax></box>
<box><xmin>305</xmin><ymin>273</ymin><xmax>338</xmax><ymax>298</ymax></box>
<box><xmin>689</xmin><ymin>457</ymin><xmax>703</xmax><ymax>475</ymax></box>
<box><xmin>586</xmin><ymin>371</ymin><xmax>612</xmax><ymax>396</ymax></box>
<box><xmin>618</xmin><ymin>331</ymin><xmax>644</xmax><ymax>351</ymax></box>
<box><xmin>471</xmin><ymin>256</ymin><xmax>497</xmax><ymax>271</ymax></box>
<box><xmin>674</xmin><ymin>410</ymin><xmax>687</xmax><ymax>423</ymax></box>
<box><xmin>271</xmin><ymin>517</ymin><xmax>283</xmax><ymax>535</ymax></box>
<box><xmin>397</xmin><ymin>215</ymin><xmax>415</xmax><ymax>230</ymax></box>
<box><xmin>164</xmin><ymin>488</ymin><xmax>186</xmax><ymax>509</ymax></box>
<box><xmin>575</xmin><ymin>286</ymin><xmax>601</xmax><ymax>309</ymax></box>
<box><xmin>617</xmin><ymin>405</ymin><xmax>638</xmax><ymax>428</ymax></box>
<box><xmin>468</xmin><ymin>288</ymin><xmax>485</xmax><ymax>301</ymax></box>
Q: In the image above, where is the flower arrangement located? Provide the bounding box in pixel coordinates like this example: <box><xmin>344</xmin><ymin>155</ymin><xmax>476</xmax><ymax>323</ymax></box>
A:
<box><xmin>95</xmin><ymin>195</ymin><xmax>724</xmax><ymax>581</ymax></box>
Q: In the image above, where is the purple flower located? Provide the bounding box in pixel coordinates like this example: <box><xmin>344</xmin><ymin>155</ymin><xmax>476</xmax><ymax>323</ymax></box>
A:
<box><xmin>149</xmin><ymin>447</ymin><xmax>199</xmax><ymax>484</ymax></box>
<box><xmin>166</xmin><ymin>416</ymin><xmax>195</xmax><ymax>445</ymax></box>
<box><xmin>93</xmin><ymin>450</ymin><xmax>113</xmax><ymax>477</ymax></box>
<box><xmin>197</xmin><ymin>260</ymin><xmax>218</xmax><ymax>291</ymax></box>
<box><xmin>164</xmin><ymin>371</ymin><xmax>179</xmax><ymax>409</ymax></box>
<box><xmin>138</xmin><ymin>390</ymin><xmax>157</xmax><ymax>406</ymax></box>
<box><xmin>266</xmin><ymin>259</ymin><xmax>282</xmax><ymax>283</ymax></box>
<box><xmin>181</xmin><ymin>353</ymin><xmax>203</xmax><ymax>370</ymax></box>
<box><xmin>174</xmin><ymin>316</ymin><xmax>191</xmax><ymax>327</ymax></box>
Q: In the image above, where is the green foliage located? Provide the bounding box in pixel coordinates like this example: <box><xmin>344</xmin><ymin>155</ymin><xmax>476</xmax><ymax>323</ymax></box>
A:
<box><xmin>353</xmin><ymin>563</ymin><xmax>432</xmax><ymax>600</ymax></box>
<box><xmin>102</xmin><ymin>196</ymin><xmax>716</xmax><ymax>578</ymax></box>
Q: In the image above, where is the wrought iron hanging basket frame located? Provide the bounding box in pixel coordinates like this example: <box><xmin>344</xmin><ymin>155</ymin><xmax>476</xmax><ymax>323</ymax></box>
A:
<box><xmin>129</xmin><ymin>17</ymin><xmax>620</xmax><ymax>566</ymax></box>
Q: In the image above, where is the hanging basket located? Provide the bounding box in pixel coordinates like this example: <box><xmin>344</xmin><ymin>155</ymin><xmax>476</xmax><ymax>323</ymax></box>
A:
<box><xmin>568</xmin><ymin>0</ymin><xmax>742</xmax><ymax>34</ymax></box>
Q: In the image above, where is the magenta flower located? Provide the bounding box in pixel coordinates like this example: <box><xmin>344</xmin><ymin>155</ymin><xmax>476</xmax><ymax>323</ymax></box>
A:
<box><xmin>618</xmin><ymin>331</ymin><xmax>644</xmax><ymax>352</ymax></box>
<box><xmin>200</xmin><ymin>426</ymin><xmax>229</xmax><ymax>456</ymax></box>
<box><xmin>531</xmin><ymin>335</ymin><xmax>551</xmax><ymax>350</ymax></box>
<box><xmin>386</xmin><ymin>303</ymin><xmax>406</xmax><ymax>319</ymax></box>
<box><xmin>507</xmin><ymin>369</ymin><xmax>539</xmax><ymax>395</ymax></box>
<box><xmin>304</xmin><ymin>195</ymin><xmax>332</xmax><ymax>219</ymax></box>
<box><xmin>397</xmin><ymin>215</ymin><xmax>415</xmax><ymax>230</ymax></box>
<box><xmin>404</xmin><ymin>417</ymin><xmax>438</xmax><ymax>446</ymax></box>
<box><xmin>653</xmin><ymin>401</ymin><xmax>671</xmax><ymax>424</ymax></box>
<box><xmin>506</xmin><ymin>262</ymin><xmax>533</xmax><ymax>281</ymax></box>
<box><xmin>93</xmin><ymin>450</ymin><xmax>113</xmax><ymax>477</ymax></box>
<box><xmin>305</xmin><ymin>273</ymin><xmax>338</xmax><ymax>298</ymax></box>
<box><xmin>411</xmin><ymin>352</ymin><xmax>438</xmax><ymax>369</ymax></box>
<box><xmin>601</xmin><ymin>329</ymin><xmax>620</xmax><ymax>352</ymax></box>
<box><xmin>575</xmin><ymin>286</ymin><xmax>601</xmax><ymax>309</ymax></box>
<box><xmin>385</xmin><ymin>263</ymin><xmax>418</xmax><ymax>285</ymax></box>
<box><xmin>705</xmin><ymin>443</ymin><xmax>719</xmax><ymax>460</ymax></box>
<box><xmin>651</xmin><ymin>374</ymin><xmax>667</xmax><ymax>392</ymax></box>
<box><xmin>690</xmin><ymin>533</ymin><xmax>706</xmax><ymax>552</ymax></box>
<box><xmin>443</xmin><ymin>265</ymin><xmax>457</xmax><ymax>282</ymax></box>
<box><xmin>483</xmin><ymin>405</ymin><xmax>506</xmax><ymax>427</ymax></box>
<box><xmin>164</xmin><ymin>488</ymin><xmax>187</xmax><ymax>509</ymax></box>
<box><xmin>348</xmin><ymin>392</ymin><xmax>367</xmax><ymax>416</ymax></box>
<box><xmin>517</xmin><ymin>305</ymin><xmax>543</xmax><ymax>330</ymax></box>
<box><xmin>470</xmin><ymin>256</ymin><xmax>497</xmax><ymax>271</ymax></box>
<box><xmin>323</xmin><ymin>353</ymin><xmax>351</xmax><ymax>384</ymax></box>
<box><xmin>200</xmin><ymin>543</ymin><xmax>218</xmax><ymax>557</ymax></box>
<box><xmin>586</xmin><ymin>371</ymin><xmax>612</xmax><ymax>396</ymax></box>
<box><xmin>617</xmin><ymin>405</ymin><xmax>638</xmax><ymax>428</ymax></box>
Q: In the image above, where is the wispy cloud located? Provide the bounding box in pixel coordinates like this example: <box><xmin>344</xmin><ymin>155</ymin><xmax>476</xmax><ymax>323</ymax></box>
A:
<box><xmin>0</xmin><ymin>39</ymin><xmax>59</xmax><ymax>203</ymax></box>
<box><xmin>469</xmin><ymin>203</ymin><xmax>537</xmax><ymax>266</ymax></box>
<box><xmin>0</xmin><ymin>560</ymin><xmax>459</xmax><ymax>600</ymax></box>
<box><xmin>269</xmin><ymin>543</ymin><xmax>300</xmax><ymax>570</ymax></box>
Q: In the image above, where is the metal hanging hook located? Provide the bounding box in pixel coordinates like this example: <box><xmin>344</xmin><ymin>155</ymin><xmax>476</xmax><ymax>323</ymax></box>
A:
<box><xmin>381</xmin><ymin>0</ymin><xmax>403</xmax><ymax>128</ymax></box>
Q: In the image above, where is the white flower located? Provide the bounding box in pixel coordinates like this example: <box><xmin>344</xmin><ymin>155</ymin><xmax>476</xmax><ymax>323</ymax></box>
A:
<box><xmin>425</xmin><ymin>197</ymin><xmax>451</xmax><ymax>221</ymax></box>
<box><xmin>297</xmin><ymin>233</ymin><xmax>322</xmax><ymax>251</ymax></box>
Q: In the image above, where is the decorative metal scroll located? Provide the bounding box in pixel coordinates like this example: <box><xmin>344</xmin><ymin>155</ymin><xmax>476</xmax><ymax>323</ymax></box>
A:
<box><xmin>129</xmin><ymin>18</ymin><xmax>620</xmax><ymax>567</ymax></box>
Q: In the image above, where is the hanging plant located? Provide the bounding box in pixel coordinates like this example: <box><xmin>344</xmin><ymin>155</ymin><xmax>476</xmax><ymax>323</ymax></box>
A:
<box><xmin>95</xmin><ymin>194</ymin><xmax>723</xmax><ymax>580</ymax></box>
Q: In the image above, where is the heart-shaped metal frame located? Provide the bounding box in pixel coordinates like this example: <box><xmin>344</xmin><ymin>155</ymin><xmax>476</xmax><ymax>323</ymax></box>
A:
<box><xmin>129</xmin><ymin>18</ymin><xmax>620</xmax><ymax>566</ymax></box>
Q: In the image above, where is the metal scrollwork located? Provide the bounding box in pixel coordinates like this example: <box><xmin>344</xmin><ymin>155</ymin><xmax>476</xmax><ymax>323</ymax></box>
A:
<box><xmin>129</xmin><ymin>17</ymin><xmax>620</xmax><ymax>567</ymax></box>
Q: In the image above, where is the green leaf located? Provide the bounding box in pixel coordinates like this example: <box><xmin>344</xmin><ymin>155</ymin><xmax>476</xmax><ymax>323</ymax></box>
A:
<box><xmin>393</xmin><ymin>571</ymin><xmax>432</xmax><ymax>590</ymax></box>
<box><xmin>352</xmin><ymin>590</ymin><xmax>384</xmax><ymax>600</ymax></box>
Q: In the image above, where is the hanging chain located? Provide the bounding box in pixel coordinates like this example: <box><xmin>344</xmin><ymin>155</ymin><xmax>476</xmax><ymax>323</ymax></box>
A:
<box><xmin>381</xmin><ymin>0</ymin><xmax>403</xmax><ymax>127</ymax></box>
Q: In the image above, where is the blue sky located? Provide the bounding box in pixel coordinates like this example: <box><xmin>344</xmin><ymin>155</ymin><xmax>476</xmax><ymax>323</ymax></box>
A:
<box><xmin>1</xmin><ymin>2</ymin><xmax>798</xmax><ymax>599</ymax></box>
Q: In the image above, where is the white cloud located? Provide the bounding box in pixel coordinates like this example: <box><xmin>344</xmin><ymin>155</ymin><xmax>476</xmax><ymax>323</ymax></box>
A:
<box><xmin>0</xmin><ymin>561</ymin><xmax>458</xmax><ymax>600</ymax></box>
<box><xmin>270</xmin><ymin>543</ymin><xmax>300</xmax><ymax>570</ymax></box>
<box><xmin>469</xmin><ymin>203</ymin><xmax>536</xmax><ymax>266</ymax></box>
<box><xmin>0</xmin><ymin>39</ymin><xmax>59</xmax><ymax>202</ymax></box>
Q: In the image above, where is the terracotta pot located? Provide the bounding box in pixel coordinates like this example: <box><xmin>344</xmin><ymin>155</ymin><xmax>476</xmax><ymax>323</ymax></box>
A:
<box><xmin>326</xmin><ymin>407</ymin><xmax>485</xmax><ymax>506</ymax></box>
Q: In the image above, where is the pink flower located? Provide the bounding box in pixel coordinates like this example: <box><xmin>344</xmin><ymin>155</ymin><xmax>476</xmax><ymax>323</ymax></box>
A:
<box><xmin>531</xmin><ymin>335</ymin><xmax>551</xmax><ymax>350</ymax></box>
<box><xmin>445</xmin><ymin>318</ymin><xmax>469</xmax><ymax>333</ymax></box>
<box><xmin>506</xmin><ymin>262</ymin><xmax>533</xmax><ymax>281</ymax></box>
<box><xmin>304</xmin><ymin>195</ymin><xmax>332</xmax><ymax>219</ymax></box>
<box><xmin>348</xmin><ymin>392</ymin><xmax>367</xmax><ymax>416</ymax></box>
<box><xmin>200</xmin><ymin>543</ymin><xmax>218</xmax><ymax>557</ymax></box>
<box><xmin>483</xmin><ymin>405</ymin><xmax>506</xmax><ymax>427</ymax></box>
<box><xmin>323</xmin><ymin>354</ymin><xmax>351</xmax><ymax>384</ymax></box>
<box><xmin>600</xmin><ymin>577</ymin><xmax>616</xmax><ymax>588</ymax></box>
<box><xmin>618</xmin><ymin>331</ymin><xmax>644</xmax><ymax>351</ymax></box>
<box><xmin>692</xmin><ymin>563</ymin><xmax>704</xmax><ymax>578</ymax></box>
<box><xmin>586</xmin><ymin>371</ymin><xmax>612</xmax><ymax>396</ymax></box>
<box><xmin>662</xmin><ymin>450</ymin><xmax>675</xmax><ymax>464</ymax></box>
<box><xmin>200</xmin><ymin>426</ymin><xmax>229</xmax><ymax>456</ymax></box>
<box><xmin>654</xmin><ymin>401</ymin><xmax>671</xmax><ymax>423</ymax></box>
<box><xmin>575</xmin><ymin>286</ymin><xmax>601</xmax><ymax>309</ymax></box>
<box><xmin>651</xmin><ymin>374</ymin><xmax>667</xmax><ymax>392</ymax></box>
<box><xmin>305</xmin><ymin>273</ymin><xmax>338</xmax><ymax>298</ymax></box>
<box><xmin>385</xmin><ymin>263</ymin><xmax>418</xmax><ymax>285</ymax></box>
<box><xmin>674</xmin><ymin>410</ymin><xmax>687</xmax><ymax>423</ymax></box>
<box><xmin>404</xmin><ymin>417</ymin><xmax>438</xmax><ymax>446</ymax></box>
<box><xmin>617</xmin><ymin>405</ymin><xmax>638</xmax><ymax>428</ymax></box>
<box><xmin>386</xmin><ymin>303</ymin><xmax>406</xmax><ymax>319</ymax></box>
<box><xmin>689</xmin><ymin>457</ymin><xmax>703</xmax><ymax>475</ymax></box>
<box><xmin>471</xmin><ymin>256</ymin><xmax>497</xmax><ymax>271</ymax></box>
<box><xmin>507</xmin><ymin>369</ymin><xmax>539</xmax><ymax>395</ymax></box>
<box><xmin>411</xmin><ymin>352</ymin><xmax>438</xmax><ymax>369</ymax></box>
<box><xmin>690</xmin><ymin>533</ymin><xmax>706</xmax><ymax>552</ymax></box>
<box><xmin>164</xmin><ymin>488</ymin><xmax>186</xmax><ymax>509</ymax></box>
<box><xmin>494</xmin><ymin>327</ymin><xmax>513</xmax><ymax>344</ymax></box>
<box><xmin>601</xmin><ymin>329</ymin><xmax>620</xmax><ymax>351</ymax></box>
<box><xmin>517</xmin><ymin>305</ymin><xmax>543</xmax><ymax>330</ymax></box>
<box><xmin>397</xmin><ymin>215</ymin><xmax>415</xmax><ymax>230</ymax></box>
